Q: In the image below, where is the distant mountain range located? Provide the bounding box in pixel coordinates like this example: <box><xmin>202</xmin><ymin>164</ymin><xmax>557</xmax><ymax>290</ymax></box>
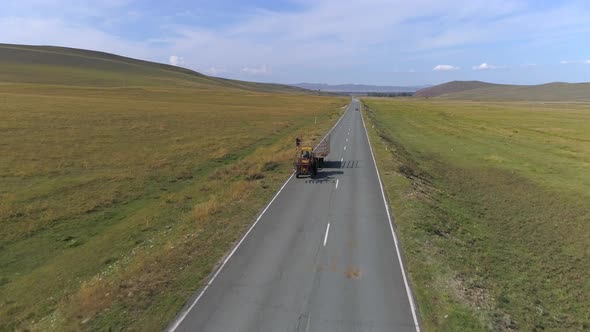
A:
<box><xmin>292</xmin><ymin>83</ymin><xmax>431</xmax><ymax>93</ymax></box>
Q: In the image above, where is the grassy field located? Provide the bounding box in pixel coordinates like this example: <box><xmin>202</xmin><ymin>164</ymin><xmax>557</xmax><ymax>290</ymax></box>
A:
<box><xmin>414</xmin><ymin>81</ymin><xmax>504</xmax><ymax>98</ymax></box>
<box><xmin>0</xmin><ymin>45</ymin><xmax>346</xmax><ymax>331</ymax></box>
<box><xmin>439</xmin><ymin>83</ymin><xmax>590</xmax><ymax>102</ymax></box>
<box><xmin>415</xmin><ymin>80</ymin><xmax>590</xmax><ymax>101</ymax></box>
<box><xmin>363</xmin><ymin>98</ymin><xmax>590</xmax><ymax>331</ymax></box>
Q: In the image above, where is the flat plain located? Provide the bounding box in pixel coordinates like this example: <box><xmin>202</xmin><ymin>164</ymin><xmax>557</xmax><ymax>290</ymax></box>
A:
<box><xmin>0</xmin><ymin>44</ymin><xmax>346</xmax><ymax>331</ymax></box>
<box><xmin>364</xmin><ymin>98</ymin><xmax>590</xmax><ymax>331</ymax></box>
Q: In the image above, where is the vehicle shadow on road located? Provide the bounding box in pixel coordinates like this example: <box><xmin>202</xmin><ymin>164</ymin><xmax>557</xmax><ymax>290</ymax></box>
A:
<box><xmin>304</xmin><ymin>170</ymin><xmax>344</xmax><ymax>183</ymax></box>
<box><xmin>312</xmin><ymin>170</ymin><xmax>344</xmax><ymax>181</ymax></box>
<box><xmin>321</xmin><ymin>160</ymin><xmax>342</xmax><ymax>169</ymax></box>
<box><xmin>300</xmin><ymin>160</ymin><xmax>345</xmax><ymax>183</ymax></box>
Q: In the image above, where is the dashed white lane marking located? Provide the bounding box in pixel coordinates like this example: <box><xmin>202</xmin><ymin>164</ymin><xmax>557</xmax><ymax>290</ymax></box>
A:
<box><xmin>340</xmin><ymin>157</ymin><xmax>343</xmax><ymax>163</ymax></box>
<box><xmin>168</xmin><ymin>102</ymin><xmax>353</xmax><ymax>332</ymax></box>
<box><xmin>335</xmin><ymin>179</ymin><xmax>339</xmax><ymax>189</ymax></box>
<box><xmin>346</xmin><ymin>138</ymin><xmax>348</xmax><ymax>142</ymax></box>
<box><xmin>323</xmin><ymin>223</ymin><xmax>330</xmax><ymax>246</ymax></box>
<box><xmin>344</xmin><ymin>146</ymin><xmax>347</xmax><ymax>151</ymax></box>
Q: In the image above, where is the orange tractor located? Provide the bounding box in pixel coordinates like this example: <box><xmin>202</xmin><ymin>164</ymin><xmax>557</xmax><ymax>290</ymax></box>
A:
<box><xmin>294</xmin><ymin>135</ymin><xmax>330</xmax><ymax>178</ymax></box>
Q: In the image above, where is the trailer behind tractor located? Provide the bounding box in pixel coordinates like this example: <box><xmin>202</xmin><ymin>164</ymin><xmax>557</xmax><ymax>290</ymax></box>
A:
<box><xmin>294</xmin><ymin>134</ymin><xmax>330</xmax><ymax>178</ymax></box>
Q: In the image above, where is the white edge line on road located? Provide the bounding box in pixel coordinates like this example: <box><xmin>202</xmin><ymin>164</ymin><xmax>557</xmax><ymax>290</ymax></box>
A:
<box><xmin>323</xmin><ymin>223</ymin><xmax>330</xmax><ymax>246</ymax></box>
<box><xmin>168</xmin><ymin>101</ymin><xmax>352</xmax><ymax>332</ymax></box>
<box><xmin>359</xmin><ymin>100</ymin><xmax>422</xmax><ymax>332</ymax></box>
<box><xmin>335</xmin><ymin>179</ymin><xmax>339</xmax><ymax>189</ymax></box>
<box><xmin>167</xmin><ymin>172</ymin><xmax>294</xmax><ymax>332</ymax></box>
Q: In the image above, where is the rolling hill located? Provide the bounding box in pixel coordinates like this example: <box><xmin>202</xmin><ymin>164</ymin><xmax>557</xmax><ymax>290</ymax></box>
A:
<box><xmin>415</xmin><ymin>80</ymin><xmax>590</xmax><ymax>101</ymax></box>
<box><xmin>414</xmin><ymin>81</ymin><xmax>508</xmax><ymax>98</ymax></box>
<box><xmin>0</xmin><ymin>43</ymin><xmax>307</xmax><ymax>93</ymax></box>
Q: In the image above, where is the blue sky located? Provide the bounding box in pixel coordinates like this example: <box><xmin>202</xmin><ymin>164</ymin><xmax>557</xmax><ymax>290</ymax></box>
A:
<box><xmin>2</xmin><ymin>0</ymin><xmax>590</xmax><ymax>85</ymax></box>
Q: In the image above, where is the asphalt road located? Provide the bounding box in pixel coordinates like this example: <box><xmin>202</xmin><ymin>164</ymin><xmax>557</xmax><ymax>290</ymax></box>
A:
<box><xmin>169</xmin><ymin>99</ymin><xmax>420</xmax><ymax>332</ymax></box>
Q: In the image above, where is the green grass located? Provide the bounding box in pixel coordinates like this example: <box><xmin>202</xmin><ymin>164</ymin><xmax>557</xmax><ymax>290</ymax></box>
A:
<box><xmin>362</xmin><ymin>98</ymin><xmax>590</xmax><ymax>331</ymax></box>
<box><xmin>440</xmin><ymin>83</ymin><xmax>590</xmax><ymax>102</ymax></box>
<box><xmin>416</xmin><ymin>80</ymin><xmax>590</xmax><ymax>101</ymax></box>
<box><xmin>0</xmin><ymin>43</ymin><xmax>307</xmax><ymax>93</ymax></box>
<box><xmin>0</xmin><ymin>44</ymin><xmax>346</xmax><ymax>331</ymax></box>
<box><xmin>415</xmin><ymin>81</ymin><xmax>504</xmax><ymax>98</ymax></box>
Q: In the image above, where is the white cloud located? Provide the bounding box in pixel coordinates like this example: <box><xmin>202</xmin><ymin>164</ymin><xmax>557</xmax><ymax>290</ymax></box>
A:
<box><xmin>169</xmin><ymin>55</ymin><xmax>184</xmax><ymax>66</ymax></box>
<box><xmin>204</xmin><ymin>67</ymin><xmax>227</xmax><ymax>76</ymax></box>
<box><xmin>2</xmin><ymin>1</ymin><xmax>590</xmax><ymax>83</ymax></box>
<box><xmin>472</xmin><ymin>62</ymin><xmax>497</xmax><ymax>70</ymax></box>
<box><xmin>433</xmin><ymin>64</ymin><xmax>460</xmax><ymax>71</ymax></box>
<box><xmin>241</xmin><ymin>65</ymin><xmax>270</xmax><ymax>75</ymax></box>
<box><xmin>521</xmin><ymin>63</ymin><xmax>537</xmax><ymax>67</ymax></box>
<box><xmin>152</xmin><ymin>1</ymin><xmax>590</xmax><ymax>81</ymax></box>
<box><xmin>560</xmin><ymin>60</ymin><xmax>590</xmax><ymax>65</ymax></box>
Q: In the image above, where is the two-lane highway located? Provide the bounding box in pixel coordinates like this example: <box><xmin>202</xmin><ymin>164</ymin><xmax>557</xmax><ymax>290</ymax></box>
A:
<box><xmin>169</xmin><ymin>99</ymin><xmax>420</xmax><ymax>332</ymax></box>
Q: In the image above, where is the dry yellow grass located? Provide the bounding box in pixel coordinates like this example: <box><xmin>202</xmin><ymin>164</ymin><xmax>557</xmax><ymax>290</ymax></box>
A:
<box><xmin>0</xmin><ymin>72</ymin><xmax>345</xmax><ymax>330</ymax></box>
<box><xmin>229</xmin><ymin>181</ymin><xmax>257</xmax><ymax>202</ymax></box>
<box><xmin>193</xmin><ymin>196</ymin><xmax>220</xmax><ymax>221</ymax></box>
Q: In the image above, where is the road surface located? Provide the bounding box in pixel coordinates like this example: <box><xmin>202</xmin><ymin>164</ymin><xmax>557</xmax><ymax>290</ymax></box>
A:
<box><xmin>168</xmin><ymin>99</ymin><xmax>420</xmax><ymax>332</ymax></box>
